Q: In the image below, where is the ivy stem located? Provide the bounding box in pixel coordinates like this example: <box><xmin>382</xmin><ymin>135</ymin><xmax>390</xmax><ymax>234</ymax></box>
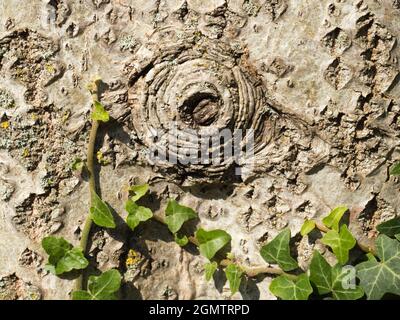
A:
<box><xmin>314</xmin><ymin>221</ymin><xmax>330</xmax><ymax>233</ymax></box>
<box><xmin>155</xmin><ymin>213</ymin><xmax>378</xmax><ymax>280</ymax></box>
<box><xmin>220</xmin><ymin>259</ymin><xmax>298</xmax><ymax>280</ymax></box>
<box><xmin>356</xmin><ymin>241</ymin><xmax>376</xmax><ymax>256</ymax></box>
<box><xmin>74</xmin><ymin>82</ymin><xmax>101</xmax><ymax>292</ymax></box>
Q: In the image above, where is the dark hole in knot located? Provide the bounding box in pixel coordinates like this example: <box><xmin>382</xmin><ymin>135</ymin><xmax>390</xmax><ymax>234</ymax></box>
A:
<box><xmin>180</xmin><ymin>92</ymin><xmax>220</xmax><ymax>127</ymax></box>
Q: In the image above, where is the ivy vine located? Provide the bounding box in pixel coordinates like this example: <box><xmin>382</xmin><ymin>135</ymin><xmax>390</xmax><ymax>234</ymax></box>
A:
<box><xmin>40</xmin><ymin>78</ymin><xmax>400</xmax><ymax>300</ymax></box>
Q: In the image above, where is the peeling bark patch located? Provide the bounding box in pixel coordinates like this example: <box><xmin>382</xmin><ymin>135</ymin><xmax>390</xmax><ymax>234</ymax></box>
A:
<box><xmin>19</xmin><ymin>248</ymin><xmax>43</xmax><ymax>269</ymax></box>
<box><xmin>263</xmin><ymin>0</ymin><xmax>288</xmax><ymax>21</ymax></box>
<box><xmin>324</xmin><ymin>58</ymin><xmax>352</xmax><ymax>90</ymax></box>
<box><xmin>357</xmin><ymin>196</ymin><xmax>397</xmax><ymax>239</ymax></box>
<box><xmin>0</xmin><ymin>88</ymin><xmax>15</xmax><ymax>109</ymax></box>
<box><xmin>12</xmin><ymin>191</ymin><xmax>66</xmax><ymax>241</ymax></box>
<box><xmin>242</xmin><ymin>0</ymin><xmax>262</xmax><ymax>17</ymax></box>
<box><xmin>92</xmin><ymin>0</ymin><xmax>110</xmax><ymax>8</ymax></box>
<box><xmin>354</xmin><ymin>13</ymin><xmax>398</xmax><ymax>93</ymax></box>
<box><xmin>47</xmin><ymin>0</ymin><xmax>71</xmax><ymax>27</ymax></box>
<box><xmin>0</xmin><ymin>108</ymin><xmax>84</xmax><ymax>240</ymax></box>
<box><xmin>267</xmin><ymin>57</ymin><xmax>292</xmax><ymax>77</ymax></box>
<box><xmin>0</xmin><ymin>274</ymin><xmax>41</xmax><ymax>300</ymax></box>
<box><xmin>0</xmin><ymin>29</ymin><xmax>64</xmax><ymax>107</ymax></box>
<box><xmin>0</xmin><ymin>179</ymin><xmax>14</xmax><ymax>201</ymax></box>
<box><xmin>0</xmin><ymin>108</ymin><xmax>83</xmax><ymax>174</ymax></box>
<box><xmin>321</xmin><ymin>27</ymin><xmax>351</xmax><ymax>55</ymax></box>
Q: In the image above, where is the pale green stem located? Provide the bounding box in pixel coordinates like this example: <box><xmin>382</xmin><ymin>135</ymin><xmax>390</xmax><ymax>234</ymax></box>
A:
<box><xmin>74</xmin><ymin>87</ymin><xmax>100</xmax><ymax>292</ymax></box>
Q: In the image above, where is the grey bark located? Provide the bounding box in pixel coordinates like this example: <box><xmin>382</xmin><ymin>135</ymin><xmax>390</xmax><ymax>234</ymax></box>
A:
<box><xmin>0</xmin><ymin>0</ymin><xmax>399</xmax><ymax>300</ymax></box>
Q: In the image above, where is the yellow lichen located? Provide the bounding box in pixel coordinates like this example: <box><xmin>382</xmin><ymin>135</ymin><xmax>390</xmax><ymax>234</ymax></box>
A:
<box><xmin>96</xmin><ymin>151</ymin><xmax>110</xmax><ymax>165</ymax></box>
<box><xmin>22</xmin><ymin>148</ymin><xmax>30</xmax><ymax>158</ymax></box>
<box><xmin>45</xmin><ymin>63</ymin><xmax>55</xmax><ymax>73</ymax></box>
<box><xmin>126</xmin><ymin>249</ymin><xmax>141</xmax><ymax>268</ymax></box>
<box><xmin>0</xmin><ymin>121</ymin><xmax>10</xmax><ymax>129</ymax></box>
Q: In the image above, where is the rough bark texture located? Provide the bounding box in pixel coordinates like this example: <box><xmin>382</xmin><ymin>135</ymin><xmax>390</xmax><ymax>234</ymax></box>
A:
<box><xmin>0</xmin><ymin>0</ymin><xmax>400</xmax><ymax>300</ymax></box>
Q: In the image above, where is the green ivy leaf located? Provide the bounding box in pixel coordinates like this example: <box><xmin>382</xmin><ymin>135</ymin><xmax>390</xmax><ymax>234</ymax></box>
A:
<box><xmin>72</xmin><ymin>269</ymin><xmax>121</xmax><ymax>300</ymax></box>
<box><xmin>129</xmin><ymin>184</ymin><xmax>149</xmax><ymax>202</ymax></box>
<box><xmin>165</xmin><ymin>199</ymin><xmax>197</xmax><ymax>233</ymax></box>
<box><xmin>125</xmin><ymin>199</ymin><xmax>153</xmax><ymax>231</ymax></box>
<box><xmin>322</xmin><ymin>206</ymin><xmax>348</xmax><ymax>232</ymax></box>
<box><xmin>55</xmin><ymin>248</ymin><xmax>89</xmax><ymax>275</ymax></box>
<box><xmin>309</xmin><ymin>251</ymin><xmax>364</xmax><ymax>300</ymax></box>
<box><xmin>174</xmin><ymin>233</ymin><xmax>189</xmax><ymax>247</ymax></box>
<box><xmin>225</xmin><ymin>264</ymin><xmax>243</xmax><ymax>295</ymax></box>
<box><xmin>356</xmin><ymin>235</ymin><xmax>400</xmax><ymax>300</ymax></box>
<box><xmin>330</xmin><ymin>265</ymin><xmax>364</xmax><ymax>300</ymax></box>
<box><xmin>195</xmin><ymin>228</ymin><xmax>231</xmax><ymax>260</ymax></box>
<box><xmin>92</xmin><ymin>101</ymin><xmax>110</xmax><ymax>122</ymax></box>
<box><xmin>321</xmin><ymin>225</ymin><xmax>356</xmax><ymax>264</ymax></box>
<box><xmin>300</xmin><ymin>220</ymin><xmax>315</xmax><ymax>236</ymax></box>
<box><xmin>42</xmin><ymin>236</ymin><xmax>71</xmax><ymax>263</ymax></box>
<box><xmin>377</xmin><ymin>217</ymin><xmax>400</xmax><ymax>237</ymax></box>
<box><xmin>71</xmin><ymin>291</ymin><xmax>92</xmax><ymax>300</ymax></box>
<box><xmin>269</xmin><ymin>274</ymin><xmax>313</xmax><ymax>300</ymax></box>
<box><xmin>260</xmin><ymin>228</ymin><xmax>298</xmax><ymax>271</ymax></box>
<box><xmin>42</xmin><ymin>236</ymin><xmax>88</xmax><ymax>275</ymax></box>
<box><xmin>204</xmin><ymin>262</ymin><xmax>218</xmax><ymax>281</ymax></box>
<box><xmin>88</xmin><ymin>269</ymin><xmax>121</xmax><ymax>299</ymax></box>
<box><xmin>90</xmin><ymin>192</ymin><xmax>116</xmax><ymax>228</ymax></box>
<box><xmin>390</xmin><ymin>162</ymin><xmax>400</xmax><ymax>176</ymax></box>
<box><xmin>309</xmin><ymin>251</ymin><xmax>331</xmax><ymax>295</ymax></box>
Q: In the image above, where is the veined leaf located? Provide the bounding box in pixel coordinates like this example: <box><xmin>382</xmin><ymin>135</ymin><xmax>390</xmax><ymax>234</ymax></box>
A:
<box><xmin>72</xmin><ymin>269</ymin><xmax>121</xmax><ymax>300</ymax></box>
<box><xmin>260</xmin><ymin>228</ymin><xmax>298</xmax><ymax>271</ymax></box>
<box><xmin>309</xmin><ymin>251</ymin><xmax>332</xmax><ymax>295</ymax></box>
<box><xmin>88</xmin><ymin>269</ymin><xmax>121</xmax><ymax>298</ymax></box>
<box><xmin>330</xmin><ymin>265</ymin><xmax>364</xmax><ymax>300</ymax></box>
<box><xmin>126</xmin><ymin>199</ymin><xmax>153</xmax><ymax>231</ymax></box>
<box><xmin>90</xmin><ymin>192</ymin><xmax>116</xmax><ymax>228</ymax></box>
<box><xmin>322</xmin><ymin>206</ymin><xmax>348</xmax><ymax>232</ymax></box>
<box><xmin>356</xmin><ymin>235</ymin><xmax>400</xmax><ymax>300</ymax></box>
<box><xmin>204</xmin><ymin>262</ymin><xmax>218</xmax><ymax>281</ymax></box>
<box><xmin>225</xmin><ymin>264</ymin><xmax>243</xmax><ymax>295</ymax></box>
<box><xmin>165</xmin><ymin>199</ymin><xmax>197</xmax><ymax>233</ymax></box>
<box><xmin>269</xmin><ymin>274</ymin><xmax>312</xmax><ymax>300</ymax></box>
<box><xmin>377</xmin><ymin>217</ymin><xmax>400</xmax><ymax>237</ymax></box>
<box><xmin>321</xmin><ymin>225</ymin><xmax>356</xmax><ymax>264</ymax></box>
<box><xmin>301</xmin><ymin>220</ymin><xmax>315</xmax><ymax>236</ymax></box>
<box><xmin>42</xmin><ymin>236</ymin><xmax>88</xmax><ymax>275</ymax></box>
<box><xmin>309</xmin><ymin>251</ymin><xmax>364</xmax><ymax>300</ymax></box>
<box><xmin>42</xmin><ymin>236</ymin><xmax>71</xmax><ymax>263</ymax></box>
<box><xmin>55</xmin><ymin>248</ymin><xmax>89</xmax><ymax>275</ymax></box>
<box><xmin>92</xmin><ymin>101</ymin><xmax>109</xmax><ymax>122</ymax></box>
<box><xmin>195</xmin><ymin>228</ymin><xmax>231</xmax><ymax>260</ymax></box>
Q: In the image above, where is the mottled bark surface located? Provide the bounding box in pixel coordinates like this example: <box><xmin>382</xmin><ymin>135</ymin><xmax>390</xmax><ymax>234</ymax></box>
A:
<box><xmin>0</xmin><ymin>0</ymin><xmax>400</xmax><ymax>300</ymax></box>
